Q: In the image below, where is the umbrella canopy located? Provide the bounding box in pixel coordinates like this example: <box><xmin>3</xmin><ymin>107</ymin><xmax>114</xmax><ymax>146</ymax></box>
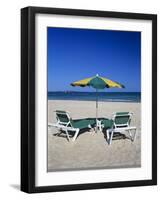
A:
<box><xmin>71</xmin><ymin>74</ymin><xmax>125</xmax><ymax>131</ymax></box>
<box><xmin>71</xmin><ymin>74</ymin><xmax>125</xmax><ymax>89</ymax></box>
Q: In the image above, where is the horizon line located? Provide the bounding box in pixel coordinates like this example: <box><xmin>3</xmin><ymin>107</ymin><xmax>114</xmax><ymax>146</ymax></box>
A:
<box><xmin>48</xmin><ymin>91</ymin><xmax>141</xmax><ymax>93</ymax></box>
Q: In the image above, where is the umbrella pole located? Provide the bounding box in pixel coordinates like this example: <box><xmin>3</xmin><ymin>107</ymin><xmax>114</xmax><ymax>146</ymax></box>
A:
<box><xmin>96</xmin><ymin>89</ymin><xmax>98</xmax><ymax>133</ymax></box>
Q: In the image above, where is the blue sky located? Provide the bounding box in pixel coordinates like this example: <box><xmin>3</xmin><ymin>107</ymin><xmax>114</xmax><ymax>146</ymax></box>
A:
<box><xmin>48</xmin><ymin>27</ymin><xmax>141</xmax><ymax>92</ymax></box>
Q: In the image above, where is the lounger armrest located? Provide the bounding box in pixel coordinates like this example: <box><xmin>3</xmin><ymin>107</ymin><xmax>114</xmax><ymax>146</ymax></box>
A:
<box><xmin>109</xmin><ymin>126</ymin><xmax>136</xmax><ymax>132</ymax></box>
<box><xmin>48</xmin><ymin>122</ymin><xmax>57</xmax><ymax>127</ymax></box>
<box><xmin>48</xmin><ymin>123</ymin><xmax>78</xmax><ymax>131</ymax></box>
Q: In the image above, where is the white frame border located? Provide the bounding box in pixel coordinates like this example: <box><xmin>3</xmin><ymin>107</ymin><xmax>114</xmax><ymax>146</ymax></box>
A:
<box><xmin>35</xmin><ymin>14</ymin><xmax>152</xmax><ymax>187</ymax></box>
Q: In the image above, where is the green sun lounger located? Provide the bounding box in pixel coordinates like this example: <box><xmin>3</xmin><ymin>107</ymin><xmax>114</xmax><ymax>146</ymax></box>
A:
<box><xmin>48</xmin><ymin>110</ymin><xmax>96</xmax><ymax>141</ymax></box>
<box><xmin>98</xmin><ymin>112</ymin><xmax>137</xmax><ymax>145</ymax></box>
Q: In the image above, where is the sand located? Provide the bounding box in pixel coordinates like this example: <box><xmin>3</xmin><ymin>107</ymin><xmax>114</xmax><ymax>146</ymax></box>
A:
<box><xmin>48</xmin><ymin>100</ymin><xmax>141</xmax><ymax>172</ymax></box>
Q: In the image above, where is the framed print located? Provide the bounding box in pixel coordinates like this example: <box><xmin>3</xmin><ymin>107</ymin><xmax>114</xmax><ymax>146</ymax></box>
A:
<box><xmin>21</xmin><ymin>6</ymin><xmax>157</xmax><ymax>193</ymax></box>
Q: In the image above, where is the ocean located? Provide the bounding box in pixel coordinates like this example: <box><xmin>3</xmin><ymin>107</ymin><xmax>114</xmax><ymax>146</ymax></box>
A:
<box><xmin>48</xmin><ymin>92</ymin><xmax>141</xmax><ymax>102</ymax></box>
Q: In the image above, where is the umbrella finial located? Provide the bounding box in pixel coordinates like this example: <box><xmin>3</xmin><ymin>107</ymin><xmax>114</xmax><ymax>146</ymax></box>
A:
<box><xmin>96</xmin><ymin>74</ymin><xmax>99</xmax><ymax>77</ymax></box>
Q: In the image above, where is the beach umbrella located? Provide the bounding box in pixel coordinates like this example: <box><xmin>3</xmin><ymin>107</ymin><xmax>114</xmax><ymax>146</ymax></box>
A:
<box><xmin>71</xmin><ymin>74</ymin><xmax>125</xmax><ymax>131</ymax></box>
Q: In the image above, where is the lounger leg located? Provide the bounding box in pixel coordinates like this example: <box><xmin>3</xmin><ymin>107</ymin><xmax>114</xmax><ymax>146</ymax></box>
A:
<box><xmin>65</xmin><ymin>130</ymin><xmax>70</xmax><ymax>141</ymax></box>
<box><xmin>128</xmin><ymin>129</ymin><xmax>137</xmax><ymax>142</ymax></box>
<box><xmin>88</xmin><ymin>125</ymin><xmax>93</xmax><ymax>134</ymax></box>
<box><xmin>106</xmin><ymin>130</ymin><xmax>110</xmax><ymax>142</ymax></box>
<box><xmin>132</xmin><ymin>129</ymin><xmax>137</xmax><ymax>142</ymax></box>
<box><xmin>72</xmin><ymin>129</ymin><xmax>80</xmax><ymax>142</ymax></box>
<box><xmin>128</xmin><ymin>130</ymin><xmax>132</xmax><ymax>140</ymax></box>
<box><xmin>109</xmin><ymin>131</ymin><xmax>114</xmax><ymax>145</ymax></box>
<box><xmin>97</xmin><ymin>120</ymin><xmax>102</xmax><ymax>132</ymax></box>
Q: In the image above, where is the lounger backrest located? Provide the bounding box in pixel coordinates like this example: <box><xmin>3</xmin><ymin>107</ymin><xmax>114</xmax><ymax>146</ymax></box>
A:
<box><xmin>114</xmin><ymin>112</ymin><xmax>131</xmax><ymax>127</ymax></box>
<box><xmin>55</xmin><ymin>110</ymin><xmax>71</xmax><ymax>124</ymax></box>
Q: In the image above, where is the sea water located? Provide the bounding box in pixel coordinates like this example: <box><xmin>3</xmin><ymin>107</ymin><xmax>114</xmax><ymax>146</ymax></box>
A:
<box><xmin>48</xmin><ymin>92</ymin><xmax>141</xmax><ymax>102</ymax></box>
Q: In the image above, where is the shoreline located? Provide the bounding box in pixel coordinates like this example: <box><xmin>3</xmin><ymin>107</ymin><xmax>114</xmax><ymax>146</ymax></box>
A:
<box><xmin>48</xmin><ymin>99</ymin><xmax>141</xmax><ymax>103</ymax></box>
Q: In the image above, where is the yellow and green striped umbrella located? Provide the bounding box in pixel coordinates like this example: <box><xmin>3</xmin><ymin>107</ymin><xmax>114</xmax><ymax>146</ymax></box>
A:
<box><xmin>71</xmin><ymin>74</ymin><xmax>125</xmax><ymax>89</ymax></box>
<box><xmin>71</xmin><ymin>74</ymin><xmax>125</xmax><ymax>131</ymax></box>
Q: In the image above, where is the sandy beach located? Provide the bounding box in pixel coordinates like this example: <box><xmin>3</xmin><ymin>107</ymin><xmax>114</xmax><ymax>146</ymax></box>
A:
<box><xmin>48</xmin><ymin>100</ymin><xmax>141</xmax><ymax>172</ymax></box>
